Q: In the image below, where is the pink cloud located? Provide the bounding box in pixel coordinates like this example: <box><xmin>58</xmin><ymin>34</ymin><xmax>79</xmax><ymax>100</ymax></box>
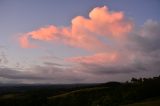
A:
<box><xmin>28</xmin><ymin>26</ymin><xmax>59</xmax><ymax>41</ymax></box>
<box><xmin>72</xmin><ymin>6</ymin><xmax>132</xmax><ymax>38</ymax></box>
<box><xmin>68</xmin><ymin>52</ymin><xmax>119</xmax><ymax>65</ymax></box>
<box><xmin>18</xmin><ymin>35</ymin><xmax>36</xmax><ymax>48</ymax></box>
<box><xmin>18</xmin><ymin>6</ymin><xmax>132</xmax><ymax>49</ymax></box>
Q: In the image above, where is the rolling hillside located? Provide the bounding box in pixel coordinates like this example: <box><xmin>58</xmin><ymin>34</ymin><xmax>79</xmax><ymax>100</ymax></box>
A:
<box><xmin>0</xmin><ymin>76</ymin><xmax>160</xmax><ymax>106</ymax></box>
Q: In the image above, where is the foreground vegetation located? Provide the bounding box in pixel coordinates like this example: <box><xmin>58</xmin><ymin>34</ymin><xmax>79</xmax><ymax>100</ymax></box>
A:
<box><xmin>0</xmin><ymin>75</ymin><xmax>160</xmax><ymax>106</ymax></box>
<box><xmin>123</xmin><ymin>98</ymin><xmax>160</xmax><ymax>106</ymax></box>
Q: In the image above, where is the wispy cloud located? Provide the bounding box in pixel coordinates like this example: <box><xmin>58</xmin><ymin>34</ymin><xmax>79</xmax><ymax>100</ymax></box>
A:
<box><xmin>0</xmin><ymin>52</ymin><xmax>8</xmax><ymax>65</ymax></box>
<box><xmin>19</xmin><ymin>35</ymin><xmax>36</xmax><ymax>48</ymax></box>
<box><xmin>68</xmin><ymin>52</ymin><xmax>118</xmax><ymax>65</ymax></box>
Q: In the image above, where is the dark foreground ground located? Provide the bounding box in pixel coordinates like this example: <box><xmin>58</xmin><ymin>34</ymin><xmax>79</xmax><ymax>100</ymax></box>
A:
<box><xmin>0</xmin><ymin>75</ymin><xmax>160</xmax><ymax>106</ymax></box>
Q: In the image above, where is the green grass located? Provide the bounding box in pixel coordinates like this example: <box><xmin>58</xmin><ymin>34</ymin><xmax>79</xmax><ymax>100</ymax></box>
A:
<box><xmin>123</xmin><ymin>99</ymin><xmax>160</xmax><ymax>106</ymax></box>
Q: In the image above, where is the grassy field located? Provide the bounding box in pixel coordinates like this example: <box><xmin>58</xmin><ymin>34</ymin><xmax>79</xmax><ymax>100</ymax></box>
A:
<box><xmin>123</xmin><ymin>98</ymin><xmax>160</xmax><ymax>106</ymax></box>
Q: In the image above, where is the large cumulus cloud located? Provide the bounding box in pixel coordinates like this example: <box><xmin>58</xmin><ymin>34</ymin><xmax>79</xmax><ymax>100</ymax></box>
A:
<box><xmin>18</xmin><ymin>6</ymin><xmax>132</xmax><ymax>51</ymax></box>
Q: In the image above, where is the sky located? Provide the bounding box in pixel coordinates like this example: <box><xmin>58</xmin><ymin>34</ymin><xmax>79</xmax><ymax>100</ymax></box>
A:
<box><xmin>0</xmin><ymin>0</ymin><xmax>160</xmax><ymax>84</ymax></box>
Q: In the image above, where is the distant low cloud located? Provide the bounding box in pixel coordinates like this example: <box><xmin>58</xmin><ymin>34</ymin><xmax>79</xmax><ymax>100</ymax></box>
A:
<box><xmin>18</xmin><ymin>6</ymin><xmax>132</xmax><ymax>50</ymax></box>
<box><xmin>0</xmin><ymin>66</ymin><xmax>86</xmax><ymax>84</ymax></box>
